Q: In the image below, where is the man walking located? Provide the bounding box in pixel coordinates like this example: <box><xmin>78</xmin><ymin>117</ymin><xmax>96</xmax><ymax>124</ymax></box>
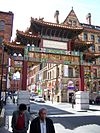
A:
<box><xmin>30</xmin><ymin>108</ymin><xmax>55</xmax><ymax>133</ymax></box>
<box><xmin>12</xmin><ymin>104</ymin><xmax>30</xmax><ymax>133</ymax></box>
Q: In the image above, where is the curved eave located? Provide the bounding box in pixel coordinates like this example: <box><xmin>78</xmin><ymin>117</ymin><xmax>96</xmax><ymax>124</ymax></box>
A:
<box><xmin>31</xmin><ymin>18</ymin><xmax>83</xmax><ymax>30</ymax></box>
<box><xmin>16</xmin><ymin>30</ymin><xmax>40</xmax><ymax>39</ymax></box>
<box><xmin>74</xmin><ymin>41</ymin><xmax>93</xmax><ymax>47</ymax></box>
<box><xmin>3</xmin><ymin>42</ymin><xmax>24</xmax><ymax>49</ymax></box>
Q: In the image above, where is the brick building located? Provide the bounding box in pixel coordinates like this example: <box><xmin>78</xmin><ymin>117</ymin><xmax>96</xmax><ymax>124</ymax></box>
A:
<box><xmin>0</xmin><ymin>11</ymin><xmax>14</xmax><ymax>91</ymax></box>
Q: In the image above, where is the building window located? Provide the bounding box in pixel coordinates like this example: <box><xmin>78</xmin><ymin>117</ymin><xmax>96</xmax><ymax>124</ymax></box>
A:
<box><xmin>0</xmin><ymin>20</ymin><xmax>5</xmax><ymax>31</ymax></box>
<box><xmin>98</xmin><ymin>46</ymin><xmax>100</xmax><ymax>51</ymax></box>
<box><xmin>52</xmin><ymin>70</ymin><xmax>54</xmax><ymax>78</ymax></box>
<box><xmin>57</xmin><ymin>67</ymin><xmax>59</xmax><ymax>77</ymax></box>
<box><xmin>98</xmin><ymin>36</ymin><xmax>100</xmax><ymax>43</ymax></box>
<box><xmin>93</xmin><ymin>69</ymin><xmax>97</xmax><ymax>78</ymax></box>
<box><xmin>91</xmin><ymin>45</ymin><xmax>95</xmax><ymax>52</ymax></box>
<box><xmin>48</xmin><ymin>72</ymin><xmax>49</xmax><ymax>79</ymax></box>
<box><xmin>0</xmin><ymin>36</ymin><xmax>3</xmax><ymax>44</ymax></box>
<box><xmin>68</xmin><ymin>67</ymin><xmax>73</xmax><ymax>77</ymax></box>
<box><xmin>91</xmin><ymin>35</ymin><xmax>95</xmax><ymax>41</ymax></box>
<box><xmin>40</xmin><ymin>63</ymin><xmax>42</xmax><ymax>70</ymax></box>
<box><xmin>84</xmin><ymin>33</ymin><xmax>88</xmax><ymax>41</ymax></box>
<box><xmin>50</xmin><ymin>71</ymin><xmax>51</xmax><ymax>79</ymax></box>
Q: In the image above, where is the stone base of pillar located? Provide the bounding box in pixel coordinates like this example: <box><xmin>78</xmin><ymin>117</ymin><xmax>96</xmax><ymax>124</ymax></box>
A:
<box><xmin>75</xmin><ymin>91</ymin><xmax>89</xmax><ymax>111</ymax></box>
<box><xmin>17</xmin><ymin>90</ymin><xmax>30</xmax><ymax>111</ymax></box>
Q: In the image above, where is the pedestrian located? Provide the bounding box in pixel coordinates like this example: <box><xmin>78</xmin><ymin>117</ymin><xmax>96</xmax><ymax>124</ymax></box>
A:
<box><xmin>12</xmin><ymin>103</ymin><xmax>30</xmax><ymax>133</ymax></box>
<box><xmin>30</xmin><ymin>108</ymin><xmax>55</xmax><ymax>133</ymax></box>
<box><xmin>72</xmin><ymin>94</ymin><xmax>75</xmax><ymax>108</ymax></box>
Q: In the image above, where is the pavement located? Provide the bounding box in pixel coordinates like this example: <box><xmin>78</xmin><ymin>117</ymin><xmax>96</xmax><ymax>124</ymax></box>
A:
<box><xmin>0</xmin><ymin>97</ymin><xmax>100</xmax><ymax>133</ymax></box>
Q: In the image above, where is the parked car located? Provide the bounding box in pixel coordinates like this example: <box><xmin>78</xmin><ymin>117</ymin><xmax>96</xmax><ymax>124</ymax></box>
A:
<box><xmin>30</xmin><ymin>93</ymin><xmax>37</xmax><ymax>101</ymax></box>
<box><xmin>95</xmin><ymin>96</ymin><xmax>100</xmax><ymax>104</ymax></box>
<box><xmin>34</xmin><ymin>96</ymin><xmax>45</xmax><ymax>103</ymax></box>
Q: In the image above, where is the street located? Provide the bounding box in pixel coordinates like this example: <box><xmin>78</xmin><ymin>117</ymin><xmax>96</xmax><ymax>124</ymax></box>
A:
<box><xmin>2</xmin><ymin>97</ymin><xmax>100</xmax><ymax>133</ymax></box>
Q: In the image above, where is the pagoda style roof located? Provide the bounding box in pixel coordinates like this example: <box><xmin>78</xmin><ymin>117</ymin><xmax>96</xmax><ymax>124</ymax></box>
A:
<box><xmin>31</xmin><ymin>18</ymin><xmax>83</xmax><ymax>30</ymax></box>
<box><xmin>30</xmin><ymin>18</ymin><xmax>83</xmax><ymax>39</ymax></box>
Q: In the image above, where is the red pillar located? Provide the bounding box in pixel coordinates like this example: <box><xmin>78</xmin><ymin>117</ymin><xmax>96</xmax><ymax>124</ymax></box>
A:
<box><xmin>79</xmin><ymin>65</ymin><xmax>84</xmax><ymax>91</ymax></box>
<box><xmin>68</xmin><ymin>40</ymin><xmax>72</xmax><ymax>51</ymax></box>
<box><xmin>22</xmin><ymin>61</ymin><xmax>28</xmax><ymax>90</ymax></box>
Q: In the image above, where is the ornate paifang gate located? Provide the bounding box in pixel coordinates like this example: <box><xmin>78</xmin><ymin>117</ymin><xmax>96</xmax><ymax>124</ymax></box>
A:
<box><xmin>3</xmin><ymin>8</ymin><xmax>99</xmax><ymax>110</ymax></box>
<box><xmin>11</xmin><ymin>46</ymin><xmax>84</xmax><ymax>91</ymax></box>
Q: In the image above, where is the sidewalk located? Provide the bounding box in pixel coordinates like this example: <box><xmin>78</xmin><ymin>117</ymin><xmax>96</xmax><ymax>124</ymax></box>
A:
<box><xmin>1</xmin><ymin>98</ymin><xmax>100</xmax><ymax>133</ymax></box>
<box><xmin>45</xmin><ymin>101</ymin><xmax>100</xmax><ymax>116</ymax></box>
<box><xmin>0</xmin><ymin>108</ymin><xmax>5</xmax><ymax>127</ymax></box>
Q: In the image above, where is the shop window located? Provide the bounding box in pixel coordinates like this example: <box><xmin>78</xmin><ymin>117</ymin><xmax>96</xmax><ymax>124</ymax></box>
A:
<box><xmin>0</xmin><ymin>20</ymin><xmax>5</xmax><ymax>31</ymax></box>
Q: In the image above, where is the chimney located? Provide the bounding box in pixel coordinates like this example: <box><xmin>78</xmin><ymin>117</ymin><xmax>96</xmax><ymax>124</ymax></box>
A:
<box><xmin>86</xmin><ymin>13</ymin><xmax>91</xmax><ymax>25</ymax></box>
<box><xmin>54</xmin><ymin>10</ymin><xmax>59</xmax><ymax>24</ymax></box>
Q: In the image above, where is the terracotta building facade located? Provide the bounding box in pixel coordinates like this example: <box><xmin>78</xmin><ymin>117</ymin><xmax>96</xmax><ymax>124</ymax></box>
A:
<box><xmin>0</xmin><ymin>11</ymin><xmax>14</xmax><ymax>92</ymax></box>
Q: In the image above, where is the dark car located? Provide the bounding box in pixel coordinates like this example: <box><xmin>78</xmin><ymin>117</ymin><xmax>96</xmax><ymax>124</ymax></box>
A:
<box><xmin>95</xmin><ymin>96</ymin><xmax>100</xmax><ymax>104</ymax></box>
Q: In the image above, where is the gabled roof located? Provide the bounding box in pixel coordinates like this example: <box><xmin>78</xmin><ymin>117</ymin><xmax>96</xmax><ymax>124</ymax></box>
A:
<box><xmin>63</xmin><ymin>8</ymin><xmax>83</xmax><ymax>28</ymax></box>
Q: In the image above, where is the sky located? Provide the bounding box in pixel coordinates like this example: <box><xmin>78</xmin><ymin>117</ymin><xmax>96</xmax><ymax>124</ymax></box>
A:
<box><xmin>0</xmin><ymin>0</ymin><xmax>100</xmax><ymax>40</ymax></box>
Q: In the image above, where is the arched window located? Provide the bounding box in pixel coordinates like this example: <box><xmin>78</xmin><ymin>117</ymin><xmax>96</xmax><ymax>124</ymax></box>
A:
<box><xmin>0</xmin><ymin>20</ymin><xmax>5</xmax><ymax>31</ymax></box>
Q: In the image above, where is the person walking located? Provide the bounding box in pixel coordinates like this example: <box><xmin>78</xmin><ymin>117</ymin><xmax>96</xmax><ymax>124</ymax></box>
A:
<box><xmin>12</xmin><ymin>104</ymin><xmax>30</xmax><ymax>133</ymax></box>
<box><xmin>72</xmin><ymin>94</ymin><xmax>75</xmax><ymax>108</ymax></box>
<box><xmin>30</xmin><ymin>108</ymin><xmax>55</xmax><ymax>133</ymax></box>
